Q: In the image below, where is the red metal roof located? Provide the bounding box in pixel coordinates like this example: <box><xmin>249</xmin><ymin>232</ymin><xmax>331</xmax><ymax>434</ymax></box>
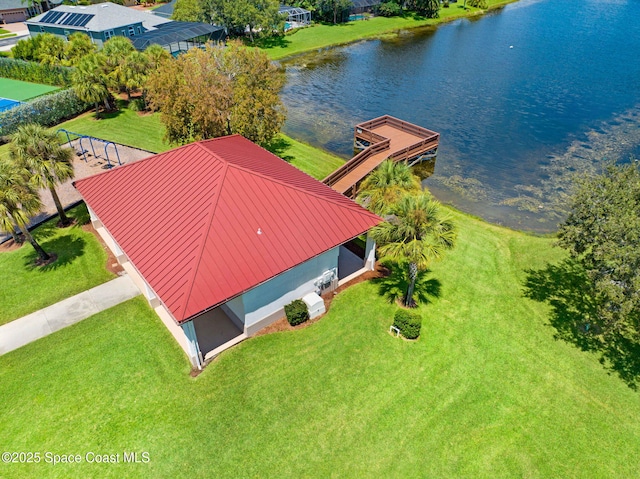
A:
<box><xmin>74</xmin><ymin>135</ymin><xmax>381</xmax><ymax>323</ymax></box>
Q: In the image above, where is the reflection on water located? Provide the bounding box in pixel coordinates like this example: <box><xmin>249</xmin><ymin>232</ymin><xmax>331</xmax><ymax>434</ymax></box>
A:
<box><xmin>281</xmin><ymin>0</ymin><xmax>640</xmax><ymax>232</ymax></box>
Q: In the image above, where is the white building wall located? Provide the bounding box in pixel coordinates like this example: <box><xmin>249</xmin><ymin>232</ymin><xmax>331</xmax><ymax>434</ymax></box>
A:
<box><xmin>240</xmin><ymin>248</ymin><xmax>339</xmax><ymax>335</ymax></box>
<box><xmin>91</xmin><ymin>219</ymin><xmax>194</xmax><ymax>366</ymax></box>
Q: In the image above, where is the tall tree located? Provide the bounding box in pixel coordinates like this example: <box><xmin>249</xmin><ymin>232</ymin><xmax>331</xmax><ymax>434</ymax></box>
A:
<box><xmin>357</xmin><ymin>160</ymin><xmax>422</xmax><ymax>216</ymax></box>
<box><xmin>122</xmin><ymin>51</ymin><xmax>151</xmax><ymax>100</ymax></box>
<box><xmin>408</xmin><ymin>0</ymin><xmax>440</xmax><ymax>18</ymax></box>
<box><xmin>10</xmin><ymin>124</ymin><xmax>75</xmax><ymax>227</ymax></box>
<box><xmin>558</xmin><ymin>162</ymin><xmax>640</xmax><ymax>343</ymax></box>
<box><xmin>63</xmin><ymin>32</ymin><xmax>97</xmax><ymax>67</ymax></box>
<box><xmin>317</xmin><ymin>0</ymin><xmax>352</xmax><ymax>24</ymax></box>
<box><xmin>172</xmin><ymin>0</ymin><xmax>207</xmax><ymax>22</ymax></box>
<box><xmin>146</xmin><ymin>46</ymin><xmax>232</xmax><ymax>144</ymax></box>
<box><xmin>146</xmin><ymin>42</ymin><xmax>285</xmax><ymax>146</ymax></box>
<box><xmin>37</xmin><ymin>33</ymin><xmax>65</xmax><ymax>66</ymax></box>
<box><xmin>0</xmin><ymin>160</ymin><xmax>50</xmax><ymax>261</ymax></box>
<box><xmin>209</xmin><ymin>0</ymin><xmax>280</xmax><ymax>40</ymax></box>
<box><xmin>371</xmin><ymin>192</ymin><xmax>456</xmax><ymax>307</ymax></box>
<box><xmin>224</xmin><ymin>42</ymin><xmax>286</xmax><ymax>145</ymax></box>
<box><xmin>143</xmin><ymin>44</ymin><xmax>172</xmax><ymax>71</ymax></box>
<box><xmin>102</xmin><ymin>36</ymin><xmax>136</xmax><ymax>94</ymax></box>
<box><xmin>72</xmin><ymin>53</ymin><xmax>112</xmax><ymax>114</ymax></box>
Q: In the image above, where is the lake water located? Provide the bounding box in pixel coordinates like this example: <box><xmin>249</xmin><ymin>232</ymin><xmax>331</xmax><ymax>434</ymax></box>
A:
<box><xmin>281</xmin><ymin>0</ymin><xmax>640</xmax><ymax>231</ymax></box>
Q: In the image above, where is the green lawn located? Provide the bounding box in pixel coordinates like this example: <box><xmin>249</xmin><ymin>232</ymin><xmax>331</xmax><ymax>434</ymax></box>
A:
<box><xmin>0</xmin><ymin>77</ymin><xmax>59</xmax><ymax>101</ymax></box>
<box><xmin>46</xmin><ymin>101</ymin><xmax>345</xmax><ymax>178</ymax></box>
<box><xmin>262</xmin><ymin>0</ymin><xmax>516</xmax><ymax>60</ymax></box>
<box><xmin>57</xmin><ymin>102</ymin><xmax>170</xmax><ymax>153</ymax></box>
<box><xmin>0</xmin><ymin>204</ymin><xmax>114</xmax><ymax>325</ymax></box>
<box><xmin>2</xmin><ymin>209</ymin><xmax>640</xmax><ymax>477</ymax></box>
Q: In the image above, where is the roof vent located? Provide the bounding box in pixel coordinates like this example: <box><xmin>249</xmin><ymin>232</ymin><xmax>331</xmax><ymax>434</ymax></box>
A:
<box><xmin>257</xmin><ymin>228</ymin><xmax>262</xmax><ymax>235</ymax></box>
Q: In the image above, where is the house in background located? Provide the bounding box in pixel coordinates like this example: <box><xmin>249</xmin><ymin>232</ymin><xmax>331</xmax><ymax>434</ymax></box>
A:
<box><xmin>74</xmin><ymin>135</ymin><xmax>381</xmax><ymax>369</ymax></box>
<box><xmin>0</xmin><ymin>0</ymin><xmax>56</xmax><ymax>24</ymax></box>
<box><xmin>26</xmin><ymin>2</ymin><xmax>225</xmax><ymax>52</ymax></box>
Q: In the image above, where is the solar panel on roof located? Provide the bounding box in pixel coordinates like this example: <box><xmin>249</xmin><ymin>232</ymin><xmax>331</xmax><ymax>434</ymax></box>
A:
<box><xmin>64</xmin><ymin>13</ymin><xmax>78</xmax><ymax>25</ymax></box>
<box><xmin>76</xmin><ymin>14</ymin><xmax>93</xmax><ymax>27</ymax></box>
<box><xmin>57</xmin><ymin>12</ymin><xmax>71</xmax><ymax>24</ymax></box>
<box><xmin>40</xmin><ymin>10</ymin><xmax>63</xmax><ymax>24</ymax></box>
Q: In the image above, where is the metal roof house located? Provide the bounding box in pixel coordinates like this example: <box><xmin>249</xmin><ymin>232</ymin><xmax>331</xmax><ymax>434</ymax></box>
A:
<box><xmin>26</xmin><ymin>2</ymin><xmax>224</xmax><ymax>52</ymax></box>
<box><xmin>74</xmin><ymin>136</ymin><xmax>381</xmax><ymax>369</ymax></box>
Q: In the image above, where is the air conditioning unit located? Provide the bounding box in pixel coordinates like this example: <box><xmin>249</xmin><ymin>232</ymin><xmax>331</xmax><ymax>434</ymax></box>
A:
<box><xmin>314</xmin><ymin>268</ymin><xmax>338</xmax><ymax>294</ymax></box>
<box><xmin>302</xmin><ymin>292</ymin><xmax>325</xmax><ymax>319</ymax></box>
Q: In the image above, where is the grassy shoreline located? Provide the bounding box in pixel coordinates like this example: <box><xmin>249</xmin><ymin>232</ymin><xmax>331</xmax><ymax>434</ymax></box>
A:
<box><xmin>262</xmin><ymin>0</ymin><xmax>519</xmax><ymax>60</ymax></box>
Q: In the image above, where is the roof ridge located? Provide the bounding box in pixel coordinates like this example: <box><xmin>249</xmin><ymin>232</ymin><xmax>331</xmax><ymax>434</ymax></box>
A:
<box><xmin>227</xmin><ymin>160</ymin><xmax>378</xmax><ymax>216</ymax></box>
<box><xmin>179</xmin><ymin>158</ymin><xmax>230</xmax><ymax>320</ymax></box>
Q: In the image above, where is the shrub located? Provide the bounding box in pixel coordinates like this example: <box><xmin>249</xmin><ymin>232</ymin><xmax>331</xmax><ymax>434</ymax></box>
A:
<box><xmin>284</xmin><ymin>299</ymin><xmax>309</xmax><ymax>326</ymax></box>
<box><xmin>376</xmin><ymin>1</ymin><xmax>403</xmax><ymax>16</ymax></box>
<box><xmin>128</xmin><ymin>98</ymin><xmax>146</xmax><ymax>111</ymax></box>
<box><xmin>0</xmin><ymin>89</ymin><xmax>90</xmax><ymax>137</ymax></box>
<box><xmin>0</xmin><ymin>57</ymin><xmax>73</xmax><ymax>86</ymax></box>
<box><xmin>393</xmin><ymin>309</ymin><xmax>422</xmax><ymax>339</ymax></box>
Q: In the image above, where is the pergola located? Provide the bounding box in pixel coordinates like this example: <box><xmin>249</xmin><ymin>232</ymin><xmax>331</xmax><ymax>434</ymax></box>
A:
<box><xmin>279</xmin><ymin>5</ymin><xmax>311</xmax><ymax>26</ymax></box>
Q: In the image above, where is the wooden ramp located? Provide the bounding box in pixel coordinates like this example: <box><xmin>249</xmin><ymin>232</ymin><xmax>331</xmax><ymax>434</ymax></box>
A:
<box><xmin>323</xmin><ymin>116</ymin><xmax>439</xmax><ymax>198</ymax></box>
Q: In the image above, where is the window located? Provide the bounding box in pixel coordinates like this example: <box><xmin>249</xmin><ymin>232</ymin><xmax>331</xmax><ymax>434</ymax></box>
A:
<box><xmin>104</xmin><ymin>30</ymin><xmax>114</xmax><ymax>40</ymax></box>
<box><xmin>137</xmin><ymin>26</ymin><xmax>142</xmax><ymax>35</ymax></box>
<box><xmin>128</xmin><ymin>26</ymin><xmax>135</xmax><ymax>36</ymax></box>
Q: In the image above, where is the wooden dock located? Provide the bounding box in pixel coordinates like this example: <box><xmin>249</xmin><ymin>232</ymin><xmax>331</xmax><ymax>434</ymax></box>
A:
<box><xmin>323</xmin><ymin>115</ymin><xmax>439</xmax><ymax>198</ymax></box>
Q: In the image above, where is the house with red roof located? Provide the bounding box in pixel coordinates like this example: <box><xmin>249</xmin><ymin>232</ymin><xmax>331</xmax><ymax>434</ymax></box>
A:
<box><xmin>74</xmin><ymin>135</ymin><xmax>381</xmax><ymax>369</ymax></box>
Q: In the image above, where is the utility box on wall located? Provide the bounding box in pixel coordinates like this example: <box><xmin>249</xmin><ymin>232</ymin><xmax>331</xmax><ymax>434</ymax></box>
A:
<box><xmin>302</xmin><ymin>292</ymin><xmax>326</xmax><ymax>319</ymax></box>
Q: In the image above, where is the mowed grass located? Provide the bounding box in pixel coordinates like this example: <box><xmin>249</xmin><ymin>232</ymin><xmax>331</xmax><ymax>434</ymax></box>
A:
<box><xmin>0</xmin><ymin>77</ymin><xmax>59</xmax><ymax>101</ymax></box>
<box><xmin>0</xmin><ymin>204</ymin><xmax>114</xmax><ymax>325</ymax></box>
<box><xmin>57</xmin><ymin>101</ymin><xmax>170</xmax><ymax>153</ymax></box>
<box><xmin>51</xmin><ymin>101</ymin><xmax>345</xmax><ymax>177</ymax></box>
<box><xmin>2</xmin><ymin>210</ymin><xmax>640</xmax><ymax>478</ymax></box>
<box><xmin>262</xmin><ymin>0</ymin><xmax>516</xmax><ymax>60</ymax></box>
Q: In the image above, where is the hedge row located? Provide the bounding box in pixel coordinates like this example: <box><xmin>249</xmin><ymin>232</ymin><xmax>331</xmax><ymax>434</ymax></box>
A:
<box><xmin>0</xmin><ymin>57</ymin><xmax>73</xmax><ymax>87</ymax></box>
<box><xmin>0</xmin><ymin>89</ymin><xmax>90</xmax><ymax>137</ymax></box>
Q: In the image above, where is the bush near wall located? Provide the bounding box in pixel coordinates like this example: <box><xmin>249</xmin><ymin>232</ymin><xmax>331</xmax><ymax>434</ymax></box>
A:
<box><xmin>0</xmin><ymin>57</ymin><xmax>73</xmax><ymax>87</ymax></box>
<box><xmin>0</xmin><ymin>89</ymin><xmax>90</xmax><ymax>138</ymax></box>
<box><xmin>393</xmin><ymin>309</ymin><xmax>422</xmax><ymax>340</ymax></box>
<box><xmin>284</xmin><ymin>299</ymin><xmax>310</xmax><ymax>326</ymax></box>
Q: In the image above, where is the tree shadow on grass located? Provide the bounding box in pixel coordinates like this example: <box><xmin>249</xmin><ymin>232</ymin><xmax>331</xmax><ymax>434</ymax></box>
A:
<box><xmin>251</xmin><ymin>35</ymin><xmax>291</xmax><ymax>50</ymax></box>
<box><xmin>23</xmin><ymin>235</ymin><xmax>86</xmax><ymax>272</ymax></box>
<box><xmin>523</xmin><ymin>258</ymin><xmax>640</xmax><ymax>390</ymax></box>
<box><xmin>265</xmin><ymin>136</ymin><xmax>295</xmax><ymax>163</ymax></box>
<box><xmin>372</xmin><ymin>261</ymin><xmax>441</xmax><ymax>305</ymax></box>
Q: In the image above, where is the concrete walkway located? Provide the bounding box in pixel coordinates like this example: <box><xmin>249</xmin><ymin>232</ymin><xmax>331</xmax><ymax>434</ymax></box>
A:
<box><xmin>0</xmin><ymin>275</ymin><xmax>140</xmax><ymax>355</ymax></box>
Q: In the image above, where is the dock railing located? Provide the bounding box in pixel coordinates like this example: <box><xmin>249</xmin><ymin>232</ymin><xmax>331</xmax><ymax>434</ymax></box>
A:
<box><xmin>323</xmin><ymin>115</ymin><xmax>439</xmax><ymax>192</ymax></box>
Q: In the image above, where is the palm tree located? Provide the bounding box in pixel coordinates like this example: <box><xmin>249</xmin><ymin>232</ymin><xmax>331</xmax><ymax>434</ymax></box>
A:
<box><xmin>122</xmin><ymin>51</ymin><xmax>151</xmax><ymax>100</ymax></box>
<box><xmin>73</xmin><ymin>53</ymin><xmax>111</xmax><ymax>115</ymax></box>
<box><xmin>10</xmin><ymin>124</ymin><xmax>75</xmax><ymax>227</ymax></box>
<box><xmin>0</xmin><ymin>160</ymin><xmax>50</xmax><ymax>261</ymax></box>
<box><xmin>371</xmin><ymin>192</ymin><xmax>456</xmax><ymax>307</ymax></box>
<box><xmin>357</xmin><ymin>159</ymin><xmax>421</xmax><ymax>216</ymax></box>
<box><xmin>102</xmin><ymin>36</ymin><xmax>135</xmax><ymax>95</ymax></box>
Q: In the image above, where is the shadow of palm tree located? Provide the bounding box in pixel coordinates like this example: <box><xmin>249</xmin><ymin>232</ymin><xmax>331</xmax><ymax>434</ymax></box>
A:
<box><xmin>372</xmin><ymin>261</ymin><xmax>441</xmax><ymax>305</ymax></box>
<box><xmin>23</xmin><ymin>235</ymin><xmax>86</xmax><ymax>272</ymax></box>
<box><xmin>523</xmin><ymin>258</ymin><xmax>640</xmax><ymax>389</ymax></box>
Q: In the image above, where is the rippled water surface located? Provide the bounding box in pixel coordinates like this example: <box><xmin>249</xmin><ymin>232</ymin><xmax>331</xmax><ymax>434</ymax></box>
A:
<box><xmin>281</xmin><ymin>0</ymin><xmax>640</xmax><ymax>231</ymax></box>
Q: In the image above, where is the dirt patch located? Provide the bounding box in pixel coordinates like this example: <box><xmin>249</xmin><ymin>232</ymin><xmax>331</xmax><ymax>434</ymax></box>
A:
<box><xmin>0</xmin><ymin>238</ymin><xmax>23</xmax><ymax>252</ymax></box>
<box><xmin>82</xmin><ymin>223</ymin><xmax>124</xmax><ymax>275</ymax></box>
<box><xmin>34</xmin><ymin>253</ymin><xmax>58</xmax><ymax>267</ymax></box>
<box><xmin>254</xmin><ymin>263</ymin><xmax>389</xmax><ymax>337</ymax></box>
